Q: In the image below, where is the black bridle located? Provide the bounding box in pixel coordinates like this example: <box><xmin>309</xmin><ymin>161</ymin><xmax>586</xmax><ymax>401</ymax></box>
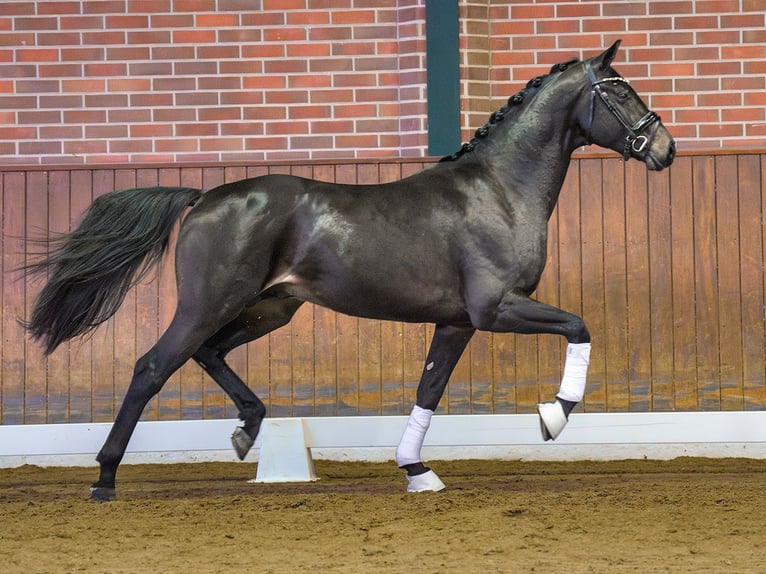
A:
<box><xmin>585</xmin><ymin>61</ymin><xmax>660</xmax><ymax>161</ymax></box>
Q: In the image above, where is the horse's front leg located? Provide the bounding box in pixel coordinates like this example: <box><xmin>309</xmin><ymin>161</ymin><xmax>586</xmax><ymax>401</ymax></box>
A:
<box><xmin>396</xmin><ymin>324</ymin><xmax>475</xmax><ymax>492</ymax></box>
<box><xmin>475</xmin><ymin>293</ymin><xmax>591</xmax><ymax>441</ymax></box>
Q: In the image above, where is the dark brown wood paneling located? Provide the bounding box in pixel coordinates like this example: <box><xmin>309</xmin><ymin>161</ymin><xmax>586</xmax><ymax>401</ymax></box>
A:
<box><xmin>2</xmin><ymin>152</ymin><xmax>766</xmax><ymax>425</ymax></box>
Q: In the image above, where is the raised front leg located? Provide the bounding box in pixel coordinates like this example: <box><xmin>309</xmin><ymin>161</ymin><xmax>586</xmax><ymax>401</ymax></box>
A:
<box><xmin>470</xmin><ymin>292</ymin><xmax>591</xmax><ymax>441</ymax></box>
<box><xmin>396</xmin><ymin>325</ymin><xmax>474</xmax><ymax>492</ymax></box>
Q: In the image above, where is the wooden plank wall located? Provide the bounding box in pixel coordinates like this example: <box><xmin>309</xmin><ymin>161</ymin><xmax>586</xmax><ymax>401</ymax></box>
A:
<box><xmin>1</xmin><ymin>151</ymin><xmax>765</xmax><ymax>425</ymax></box>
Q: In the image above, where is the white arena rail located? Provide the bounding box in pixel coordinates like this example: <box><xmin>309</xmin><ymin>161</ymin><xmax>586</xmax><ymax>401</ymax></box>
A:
<box><xmin>1</xmin><ymin>412</ymin><xmax>765</xmax><ymax>481</ymax></box>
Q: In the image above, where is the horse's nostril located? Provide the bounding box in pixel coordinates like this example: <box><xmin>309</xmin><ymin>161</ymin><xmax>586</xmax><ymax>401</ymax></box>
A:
<box><xmin>667</xmin><ymin>140</ymin><xmax>676</xmax><ymax>163</ymax></box>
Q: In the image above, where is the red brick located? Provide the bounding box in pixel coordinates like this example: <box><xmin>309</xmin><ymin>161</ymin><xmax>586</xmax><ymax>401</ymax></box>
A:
<box><xmin>20</xmin><ymin>140</ymin><xmax>63</xmax><ymax>154</ymax></box>
<box><xmin>60</xmin><ymin>16</ymin><xmax>104</xmax><ymax>29</ymax></box>
<box><xmin>15</xmin><ymin>17</ymin><xmax>59</xmax><ymax>30</ymax></box>
<box><xmin>39</xmin><ymin>94</ymin><xmax>83</xmax><ymax>109</ymax></box>
<box><xmin>85</xmin><ymin>63</ymin><xmax>127</xmax><ymax>76</ymax></box>
<box><xmin>150</xmin><ymin>14</ymin><xmax>194</xmax><ymax>27</ymax></box>
<box><xmin>128</xmin><ymin>0</ymin><xmax>171</xmax><ymax>13</ymax></box>
<box><xmin>695</xmin><ymin>0</ymin><xmax>740</xmax><ymax>13</ymax></box>
<box><xmin>129</xmin><ymin>93</ymin><xmax>172</xmax><ymax>107</ymax></box>
<box><xmin>65</xmin><ymin>140</ymin><xmax>107</xmax><ymax>155</ymax></box>
<box><xmin>263</xmin><ymin>28</ymin><xmax>306</xmax><ymax>42</ymax></box>
<box><xmin>722</xmin><ymin>107</ymin><xmax>764</xmax><ymax>122</ymax></box>
<box><xmin>173</xmin><ymin>30</ymin><xmax>217</xmax><ymax>43</ymax></box>
<box><xmin>176</xmin><ymin>123</ymin><xmax>218</xmax><ymax>137</ymax></box>
<box><xmin>286</xmin><ymin>11</ymin><xmax>330</xmax><ymax>25</ymax></box>
<box><xmin>40</xmin><ymin>125</ymin><xmax>82</xmax><ymax>139</ymax></box>
<box><xmin>128</xmin><ymin>31</ymin><xmax>172</xmax><ymax>44</ymax></box>
<box><xmin>83</xmin><ymin>1</ymin><xmax>126</xmax><ymax>14</ymax></box>
<box><xmin>155</xmin><ymin>138</ymin><xmax>198</xmax><ymax>152</ymax></box>
<box><xmin>0</xmin><ymin>126</ymin><xmax>36</xmax><ymax>139</ymax></box>
<box><xmin>37</xmin><ymin>32</ymin><xmax>81</xmax><ymax>46</ymax></box>
<box><xmin>85</xmin><ymin>123</ymin><xmax>126</xmax><ymax>139</ymax></box>
<box><xmin>511</xmin><ymin>5</ymin><xmax>554</xmax><ymax>19</ymax></box>
<box><xmin>108</xmin><ymin>77</ymin><xmax>151</xmax><ymax>92</ymax></box>
<box><xmin>200</xmin><ymin>137</ymin><xmax>244</xmax><ymax>151</ymax></box>
<box><xmin>199</xmin><ymin>108</ymin><xmax>241</xmax><ymax>122</ymax></box>
<box><xmin>287</xmin><ymin>43</ymin><xmax>331</xmax><ymax>58</ymax></box>
<box><xmin>107</xmin><ymin>47</ymin><xmax>150</xmax><ymax>60</ymax></box>
<box><xmin>0</xmin><ymin>2</ymin><xmax>35</xmax><ymax>16</ymax></box>
<box><xmin>110</xmin><ymin>139</ymin><xmax>154</xmax><ymax>153</ymax></box>
<box><xmin>699</xmin><ymin>123</ymin><xmax>742</xmax><ymax>138</ymax></box>
<box><xmin>16</xmin><ymin>48</ymin><xmax>59</xmax><ymax>62</ymax></box>
<box><xmin>263</xmin><ymin>0</ymin><xmax>305</xmax><ymax>8</ymax></box>
<box><xmin>290</xmin><ymin>136</ymin><xmax>334</xmax><ymax>149</ymax></box>
<box><xmin>175</xmin><ymin>92</ymin><xmax>217</xmax><ymax>105</ymax></box>
<box><xmin>17</xmin><ymin>110</ymin><xmax>60</xmax><ymax>124</ymax></box>
<box><xmin>106</xmin><ymin>14</ymin><xmax>149</xmax><ymax>28</ymax></box>
<box><xmin>264</xmin><ymin>59</ymin><xmax>307</xmax><ymax>74</ymax></box>
<box><xmin>61</xmin><ymin>47</ymin><xmax>105</xmax><ymax>61</ymax></box>
<box><xmin>265</xmin><ymin>90</ymin><xmax>308</xmax><ymax>104</ymax></box>
<box><xmin>696</xmin><ymin>30</ymin><xmax>741</xmax><ymax>45</ymax></box>
<box><xmin>196</xmin><ymin>13</ymin><xmax>239</xmax><ymax>27</ymax></box>
<box><xmin>38</xmin><ymin>2</ymin><xmax>81</xmax><ymax>15</ymax></box>
<box><xmin>289</xmin><ymin>75</ymin><xmax>332</xmax><ymax>88</ymax></box>
<box><xmin>245</xmin><ymin>136</ymin><xmax>288</xmax><ymax>150</ymax></box>
<box><xmin>220</xmin><ymin>122</ymin><xmax>264</xmax><ymax>136</ymax></box>
<box><xmin>243</xmin><ymin>106</ymin><xmax>285</xmax><ymax>120</ymax></box>
<box><xmin>16</xmin><ymin>80</ymin><xmax>60</xmax><ymax>93</ymax></box>
<box><xmin>217</xmin><ymin>29</ymin><xmax>261</xmax><ymax>43</ymax></box>
<box><xmin>722</xmin><ymin>45</ymin><xmax>766</xmax><ymax>60</ymax></box>
<box><xmin>267</xmin><ymin>121</ymin><xmax>309</xmax><ymax>135</ymax></box>
<box><xmin>648</xmin><ymin>32</ymin><xmax>694</xmax><ymax>45</ymax></box>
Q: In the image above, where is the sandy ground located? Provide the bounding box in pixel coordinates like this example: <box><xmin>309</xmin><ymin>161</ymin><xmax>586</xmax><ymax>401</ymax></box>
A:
<box><xmin>1</xmin><ymin>458</ymin><xmax>765</xmax><ymax>573</ymax></box>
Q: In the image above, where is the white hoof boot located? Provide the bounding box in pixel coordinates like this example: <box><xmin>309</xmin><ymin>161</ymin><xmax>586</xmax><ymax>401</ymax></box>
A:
<box><xmin>406</xmin><ymin>469</ymin><xmax>446</xmax><ymax>493</ymax></box>
<box><xmin>537</xmin><ymin>400</ymin><xmax>568</xmax><ymax>441</ymax></box>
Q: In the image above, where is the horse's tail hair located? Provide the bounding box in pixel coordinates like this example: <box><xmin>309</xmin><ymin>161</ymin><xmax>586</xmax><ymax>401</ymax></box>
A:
<box><xmin>23</xmin><ymin>186</ymin><xmax>204</xmax><ymax>355</ymax></box>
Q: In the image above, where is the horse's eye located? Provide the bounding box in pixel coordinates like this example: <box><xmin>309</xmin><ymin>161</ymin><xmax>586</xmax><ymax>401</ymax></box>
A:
<box><xmin>616</xmin><ymin>90</ymin><xmax>629</xmax><ymax>101</ymax></box>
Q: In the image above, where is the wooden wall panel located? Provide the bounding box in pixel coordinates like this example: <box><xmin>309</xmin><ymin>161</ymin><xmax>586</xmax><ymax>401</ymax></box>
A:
<box><xmin>2</xmin><ymin>152</ymin><xmax>766</xmax><ymax>425</ymax></box>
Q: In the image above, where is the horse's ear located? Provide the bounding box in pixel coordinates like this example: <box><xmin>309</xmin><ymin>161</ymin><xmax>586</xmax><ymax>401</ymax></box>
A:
<box><xmin>597</xmin><ymin>39</ymin><xmax>622</xmax><ymax>70</ymax></box>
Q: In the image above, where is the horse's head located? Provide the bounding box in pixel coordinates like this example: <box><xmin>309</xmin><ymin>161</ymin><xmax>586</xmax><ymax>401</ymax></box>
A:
<box><xmin>580</xmin><ymin>41</ymin><xmax>675</xmax><ymax>171</ymax></box>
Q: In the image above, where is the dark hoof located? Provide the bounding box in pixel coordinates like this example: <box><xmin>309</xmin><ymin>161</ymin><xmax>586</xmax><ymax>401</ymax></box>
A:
<box><xmin>90</xmin><ymin>485</ymin><xmax>116</xmax><ymax>502</ymax></box>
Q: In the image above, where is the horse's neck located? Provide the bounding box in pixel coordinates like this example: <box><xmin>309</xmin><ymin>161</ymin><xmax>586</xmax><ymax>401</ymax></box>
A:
<box><xmin>482</xmin><ymin>87</ymin><xmax>584</xmax><ymax>217</ymax></box>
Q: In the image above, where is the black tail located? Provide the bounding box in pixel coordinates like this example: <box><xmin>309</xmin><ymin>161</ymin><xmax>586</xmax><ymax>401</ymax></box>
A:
<box><xmin>24</xmin><ymin>186</ymin><xmax>204</xmax><ymax>355</ymax></box>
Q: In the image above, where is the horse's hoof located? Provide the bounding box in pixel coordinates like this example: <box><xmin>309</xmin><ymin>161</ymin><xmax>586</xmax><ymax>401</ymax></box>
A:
<box><xmin>89</xmin><ymin>485</ymin><xmax>116</xmax><ymax>502</ymax></box>
<box><xmin>231</xmin><ymin>426</ymin><xmax>255</xmax><ymax>460</ymax></box>
<box><xmin>537</xmin><ymin>400</ymin><xmax>568</xmax><ymax>441</ymax></box>
<box><xmin>406</xmin><ymin>469</ymin><xmax>446</xmax><ymax>493</ymax></box>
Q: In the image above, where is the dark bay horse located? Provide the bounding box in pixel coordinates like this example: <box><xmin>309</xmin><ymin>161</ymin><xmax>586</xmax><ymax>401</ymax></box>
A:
<box><xmin>25</xmin><ymin>41</ymin><xmax>675</xmax><ymax>500</ymax></box>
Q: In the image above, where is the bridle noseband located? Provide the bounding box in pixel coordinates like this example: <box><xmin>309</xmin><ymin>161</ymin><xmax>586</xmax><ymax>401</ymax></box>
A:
<box><xmin>585</xmin><ymin>61</ymin><xmax>660</xmax><ymax>161</ymax></box>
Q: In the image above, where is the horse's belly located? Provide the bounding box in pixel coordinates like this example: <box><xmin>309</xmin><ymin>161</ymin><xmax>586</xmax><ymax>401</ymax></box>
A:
<box><xmin>284</xmin><ymin>272</ymin><xmax>470</xmax><ymax>325</ymax></box>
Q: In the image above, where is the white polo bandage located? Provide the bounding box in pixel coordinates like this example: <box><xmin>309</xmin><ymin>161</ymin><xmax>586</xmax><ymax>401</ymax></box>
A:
<box><xmin>395</xmin><ymin>405</ymin><xmax>433</xmax><ymax>466</ymax></box>
<box><xmin>557</xmin><ymin>342</ymin><xmax>591</xmax><ymax>402</ymax></box>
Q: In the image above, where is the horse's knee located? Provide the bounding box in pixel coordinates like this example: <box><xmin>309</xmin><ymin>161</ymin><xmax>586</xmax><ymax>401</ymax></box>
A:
<box><xmin>564</xmin><ymin>318</ymin><xmax>590</xmax><ymax>344</ymax></box>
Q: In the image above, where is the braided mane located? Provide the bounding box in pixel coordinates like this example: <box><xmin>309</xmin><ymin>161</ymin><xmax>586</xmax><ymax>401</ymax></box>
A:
<box><xmin>441</xmin><ymin>58</ymin><xmax>580</xmax><ymax>162</ymax></box>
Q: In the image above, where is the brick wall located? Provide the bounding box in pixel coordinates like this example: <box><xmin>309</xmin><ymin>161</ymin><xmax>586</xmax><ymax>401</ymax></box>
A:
<box><xmin>1</xmin><ymin>0</ymin><xmax>428</xmax><ymax>165</ymax></box>
<box><xmin>468</xmin><ymin>0</ymin><xmax>766</xmax><ymax>149</ymax></box>
<box><xmin>1</xmin><ymin>1</ymin><xmax>764</xmax><ymax>166</ymax></box>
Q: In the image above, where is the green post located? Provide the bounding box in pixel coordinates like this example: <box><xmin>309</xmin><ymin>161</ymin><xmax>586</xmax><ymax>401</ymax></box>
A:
<box><xmin>425</xmin><ymin>0</ymin><xmax>460</xmax><ymax>156</ymax></box>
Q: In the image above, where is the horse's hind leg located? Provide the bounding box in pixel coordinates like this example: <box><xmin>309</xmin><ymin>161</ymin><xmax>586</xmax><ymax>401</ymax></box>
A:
<box><xmin>396</xmin><ymin>324</ymin><xmax>475</xmax><ymax>492</ymax></box>
<box><xmin>193</xmin><ymin>297</ymin><xmax>304</xmax><ymax>460</ymax></box>
<box><xmin>91</xmin><ymin>321</ymin><xmax>207</xmax><ymax>501</ymax></box>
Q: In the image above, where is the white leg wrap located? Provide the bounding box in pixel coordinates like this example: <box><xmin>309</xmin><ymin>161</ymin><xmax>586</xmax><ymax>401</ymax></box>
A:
<box><xmin>557</xmin><ymin>342</ymin><xmax>591</xmax><ymax>402</ymax></box>
<box><xmin>395</xmin><ymin>405</ymin><xmax>433</xmax><ymax>467</ymax></box>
